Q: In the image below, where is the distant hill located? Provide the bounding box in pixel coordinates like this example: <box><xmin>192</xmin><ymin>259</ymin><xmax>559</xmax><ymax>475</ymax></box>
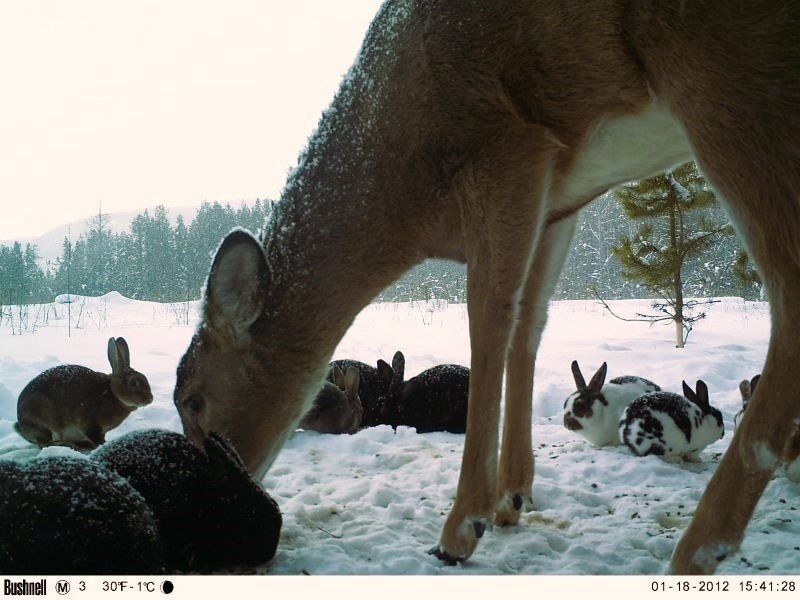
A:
<box><xmin>0</xmin><ymin>201</ymin><xmax>253</xmax><ymax>264</ymax></box>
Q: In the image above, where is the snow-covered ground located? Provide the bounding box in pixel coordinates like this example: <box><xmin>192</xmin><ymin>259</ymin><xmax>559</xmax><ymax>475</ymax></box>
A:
<box><xmin>1</xmin><ymin>293</ymin><xmax>797</xmax><ymax>576</ymax></box>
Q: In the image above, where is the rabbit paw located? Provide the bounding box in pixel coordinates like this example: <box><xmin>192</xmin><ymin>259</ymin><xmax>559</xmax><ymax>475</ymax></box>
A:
<box><xmin>429</xmin><ymin>515</ymin><xmax>490</xmax><ymax>564</ymax></box>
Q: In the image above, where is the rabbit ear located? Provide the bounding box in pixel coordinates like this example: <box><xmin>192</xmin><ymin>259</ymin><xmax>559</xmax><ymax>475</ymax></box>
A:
<box><xmin>332</xmin><ymin>365</ymin><xmax>346</xmax><ymax>390</ymax></box>
<box><xmin>739</xmin><ymin>379</ymin><xmax>752</xmax><ymax>406</ymax></box>
<box><xmin>571</xmin><ymin>361</ymin><xmax>587</xmax><ymax>391</ymax></box>
<box><xmin>392</xmin><ymin>351</ymin><xmax>405</xmax><ymax>376</ymax></box>
<box><xmin>345</xmin><ymin>366</ymin><xmax>360</xmax><ymax>396</ymax></box>
<box><xmin>377</xmin><ymin>359</ymin><xmax>393</xmax><ymax>383</ymax></box>
<box><xmin>694</xmin><ymin>380</ymin><xmax>711</xmax><ymax>411</ymax></box>
<box><xmin>204</xmin><ymin>432</ymin><xmax>249</xmax><ymax>481</ymax></box>
<box><xmin>391</xmin><ymin>351</ymin><xmax>405</xmax><ymax>389</ymax></box>
<box><xmin>750</xmin><ymin>374</ymin><xmax>761</xmax><ymax>395</ymax></box>
<box><xmin>115</xmin><ymin>337</ymin><xmax>131</xmax><ymax>368</ymax></box>
<box><xmin>682</xmin><ymin>380</ymin><xmax>695</xmax><ymax>402</ymax></box>
<box><xmin>108</xmin><ymin>338</ymin><xmax>122</xmax><ymax>374</ymax></box>
<box><xmin>587</xmin><ymin>362</ymin><xmax>607</xmax><ymax>393</ymax></box>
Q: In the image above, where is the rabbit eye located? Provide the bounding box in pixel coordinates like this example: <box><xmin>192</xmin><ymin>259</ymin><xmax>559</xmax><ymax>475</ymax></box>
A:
<box><xmin>572</xmin><ymin>398</ymin><xmax>592</xmax><ymax>418</ymax></box>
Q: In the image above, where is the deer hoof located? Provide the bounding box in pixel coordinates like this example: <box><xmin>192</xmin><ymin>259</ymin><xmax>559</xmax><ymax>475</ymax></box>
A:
<box><xmin>432</xmin><ymin>516</ymin><xmax>490</xmax><ymax>564</ymax></box>
<box><xmin>427</xmin><ymin>545</ymin><xmax>462</xmax><ymax>565</ymax></box>
<box><xmin>494</xmin><ymin>492</ymin><xmax>529</xmax><ymax>526</ymax></box>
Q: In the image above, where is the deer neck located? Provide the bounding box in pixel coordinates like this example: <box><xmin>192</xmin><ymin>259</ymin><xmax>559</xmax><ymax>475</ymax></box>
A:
<box><xmin>260</xmin><ymin>128</ymin><xmax>436</xmax><ymax>343</ymax></box>
<box><xmin>249</xmin><ymin>4</ymin><xmax>447</xmax><ymax>372</ymax></box>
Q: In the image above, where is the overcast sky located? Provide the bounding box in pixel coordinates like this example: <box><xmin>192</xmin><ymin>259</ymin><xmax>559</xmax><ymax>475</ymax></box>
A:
<box><xmin>0</xmin><ymin>0</ymin><xmax>383</xmax><ymax>240</ymax></box>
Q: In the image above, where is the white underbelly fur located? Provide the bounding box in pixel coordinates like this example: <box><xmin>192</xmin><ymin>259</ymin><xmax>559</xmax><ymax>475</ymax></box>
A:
<box><xmin>559</xmin><ymin>100</ymin><xmax>693</xmax><ymax>208</ymax></box>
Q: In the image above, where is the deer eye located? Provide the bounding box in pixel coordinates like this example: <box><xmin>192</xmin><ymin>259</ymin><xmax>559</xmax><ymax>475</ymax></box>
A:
<box><xmin>185</xmin><ymin>394</ymin><xmax>204</xmax><ymax>414</ymax></box>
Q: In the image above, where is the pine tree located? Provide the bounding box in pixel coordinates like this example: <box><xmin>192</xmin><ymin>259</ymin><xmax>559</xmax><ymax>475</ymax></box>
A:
<box><xmin>173</xmin><ymin>214</ymin><xmax>192</xmax><ymax>301</ymax></box>
<box><xmin>611</xmin><ymin>162</ymin><xmax>733</xmax><ymax>347</ymax></box>
<box><xmin>53</xmin><ymin>237</ymin><xmax>72</xmax><ymax>296</ymax></box>
<box><xmin>127</xmin><ymin>212</ymin><xmax>150</xmax><ymax>299</ymax></box>
<box><xmin>85</xmin><ymin>208</ymin><xmax>111</xmax><ymax>296</ymax></box>
<box><xmin>187</xmin><ymin>201</ymin><xmax>238</xmax><ymax>290</ymax></box>
<box><xmin>22</xmin><ymin>244</ymin><xmax>49</xmax><ymax>303</ymax></box>
<box><xmin>732</xmin><ymin>251</ymin><xmax>763</xmax><ymax>299</ymax></box>
<box><xmin>70</xmin><ymin>238</ymin><xmax>89</xmax><ymax>296</ymax></box>
<box><xmin>148</xmin><ymin>206</ymin><xmax>174</xmax><ymax>300</ymax></box>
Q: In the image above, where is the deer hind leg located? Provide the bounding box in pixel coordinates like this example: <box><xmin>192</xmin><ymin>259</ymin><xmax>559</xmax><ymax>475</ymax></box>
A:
<box><xmin>664</xmin><ymin>72</ymin><xmax>800</xmax><ymax>575</ymax></box>
<box><xmin>671</xmin><ymin>265</ymin><xmax>800</xmax><ymax>573</ymax></box>
<box><xmin>495</xmin><ymin>214</ymin><xmax>578</xmax><ymax>526</ymax></box>
<box><xmin>670</xmin><ymin>381</ymin><xmax>780</xmax><ymax>574</ymax></box>
<box><xmin>431</xmin><ymin>127</ymin><xmax>558</xmax><ymax>564</ymax></box>
<box><xmin>670</xmin><ymin>194</ymin><xmax>800</xmax><ymax>574</ymax></box>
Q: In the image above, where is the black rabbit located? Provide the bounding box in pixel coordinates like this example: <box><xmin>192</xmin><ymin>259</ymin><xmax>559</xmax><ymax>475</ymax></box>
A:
<box><xmin>0</xmin><ymin>456</ymin><xmax>164</xmax><ymax>575</ymax></box>
<box><xmin>377</xmin><ymin>351</ymin><xmax>469</xmax><ymax>433</ymax></box>
<box><xmin>93</xmin><ymin>429</ymin><xmax>282</xmax><ymax>572</ymax></box>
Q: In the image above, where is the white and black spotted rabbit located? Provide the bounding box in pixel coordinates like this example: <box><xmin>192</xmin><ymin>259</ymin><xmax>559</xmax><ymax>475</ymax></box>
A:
<box><xmin>15</xmin><ymin>337</ymin><xmax>152</xmax><ymax>450</ymax></box>
<box><xmin>619</xmin><ymin>380</ymin><xmax>724</xmax><ymax>458</ymax></box>
<box><xmin>563</xmin><ymin>360</ymin><xmax>661</xmax><ymax>446</ymax></box>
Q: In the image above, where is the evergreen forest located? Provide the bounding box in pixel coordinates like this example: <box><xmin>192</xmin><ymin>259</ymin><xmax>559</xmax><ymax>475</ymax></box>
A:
<box><xmin>0</xmin><ymin>165</ymin><xmax>763</xmax><ymax>308</ymax></box>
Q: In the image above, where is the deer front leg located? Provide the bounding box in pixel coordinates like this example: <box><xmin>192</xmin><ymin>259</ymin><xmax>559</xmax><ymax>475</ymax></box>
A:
<box><xmin>496</xmin><ymin>215</ymin><xmax>577</xmax><ymax>526</ymax></box>
<box><xmin>432</xmin><ymin>304</ymin><xmax>512</xmax><ymax>564</ymax></box>
<box><xmin>430</xmin><ymin>128</ymin><xmax>556</xmax><ymax>563</ymax></box>
<box><xmin>430</xmin><ymin>268</ymin><xmax>523</xmax><ymax>564</ymax></box>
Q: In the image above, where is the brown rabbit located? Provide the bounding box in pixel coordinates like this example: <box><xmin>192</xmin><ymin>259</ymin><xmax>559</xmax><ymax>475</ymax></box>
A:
<box><xmin>299</xmin><ymin>365</ymin><xmax>363</xmax><ymax>434</ymax></box>
<box><xmin>735</xmin><ymin>374</ymin><xmax>800</xmax><ymax>482</ymax></box>
<box><xmin>15</xmin><ymin>337</ymin><xmax>153</xmax><ymax>450</ymax></box>
<box><xmin>734</xmin><ymin>374</ymin><xmax>761</xmax><ymax>431</ymax></box>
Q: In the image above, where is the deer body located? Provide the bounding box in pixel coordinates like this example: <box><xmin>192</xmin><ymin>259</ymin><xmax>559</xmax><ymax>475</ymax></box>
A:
<box><xmin>174</xmin><ymin>0</ymin><xmax>800</xmax><ymax>574</ymax></box>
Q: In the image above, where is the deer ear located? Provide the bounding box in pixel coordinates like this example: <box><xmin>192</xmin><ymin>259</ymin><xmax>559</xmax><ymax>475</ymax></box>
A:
<box><xmin>203</xmin><ymin>229</ymin><xmax>269</xmax><ymax>347</ymax></box>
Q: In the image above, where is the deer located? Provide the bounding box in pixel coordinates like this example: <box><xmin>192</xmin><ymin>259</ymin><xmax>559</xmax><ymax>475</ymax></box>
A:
<box><xmin>173</xmin><ymin>0</ymin><xmax>800</xmax><ymax>574</ymax></box>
